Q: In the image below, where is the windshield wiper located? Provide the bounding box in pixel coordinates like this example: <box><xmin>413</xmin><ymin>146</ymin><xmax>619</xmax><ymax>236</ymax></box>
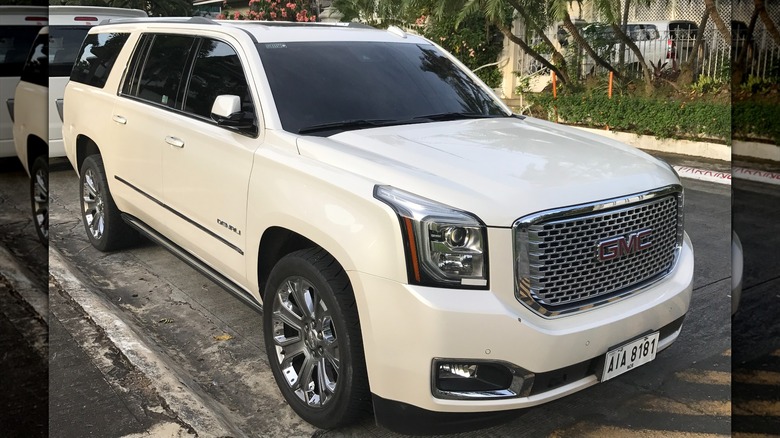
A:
<box><xmin>412</xmin><ymin>112</ymin><xmax>507</xmax><ymax>122</ymax></box>
<box><xmin>297</xmin><ymin>118</ymin><xmax>398</xmax><ymax>134</ymax></box>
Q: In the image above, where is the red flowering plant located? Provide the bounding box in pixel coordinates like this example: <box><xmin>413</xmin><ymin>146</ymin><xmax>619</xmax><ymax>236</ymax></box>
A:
<box><xmin>218</xmin><ymin>0</ymin><xmax>317</xmax><ymax>22</ymax></box>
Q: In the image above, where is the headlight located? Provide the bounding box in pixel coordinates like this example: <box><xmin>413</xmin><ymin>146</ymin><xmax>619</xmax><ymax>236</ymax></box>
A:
<box><xmin>374</xmin><ymin>185</ymin><xmax>488</xmax><ymax>289</ymax></box>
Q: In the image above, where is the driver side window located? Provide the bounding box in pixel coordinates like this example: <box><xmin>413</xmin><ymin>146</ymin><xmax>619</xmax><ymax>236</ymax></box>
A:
<box><xmin>183</xmin><ymin>38</ymin><xmax>254</xmax><ymax>122</ymax></box>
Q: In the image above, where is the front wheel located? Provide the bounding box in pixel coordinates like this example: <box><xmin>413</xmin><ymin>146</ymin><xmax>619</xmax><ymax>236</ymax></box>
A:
<box><xmin>264</xmin><ymin>248</ymin><xmax>370</xmax><ymax>429</ymax></box>
<box><xmin>29</xmin><ymin>155</ymin><xmax>48</xmax><ymax>247</ymax></box>
<box><xmin>79</xmin><ymin>155</ymin><xmax>137</xmax><ymax>251</ymax></box>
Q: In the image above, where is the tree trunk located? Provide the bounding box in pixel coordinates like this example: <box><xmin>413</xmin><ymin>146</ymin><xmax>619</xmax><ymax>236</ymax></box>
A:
<box><xmin>505</xmin><ymin>0</ymin><xmax>568</xmax><ymax>73</ymax></box>
<box><xmin>756</xmin><ymin>0</ymin><xmax>780</xmax><ymax>45</ymax></box>
<box><xmin>704</xmin><ymin>0</ymin><xmax>730</xmax><ymax>41</ymax></box>
<box><xmin>609</xmin><ymin>23</ymin><xmax>653</xmax><ymax>88</ymax></box>
<box><xmin>618</xmin><ymin>0</ymin><xmax>631</xmax><ymax>66</ymax></box>
<box><xmin>561</xmin><ymin>13</ymin><xmax>620</xmax><ymax>78</ymax></box>
<box><xmin>733</xmin><ymin>5</ymin><xmax>760</xmax><ymax>85</ymax></box>
<box><xmin>678</xmin><ymin>8</ymin><xmax>710</xmax><ymax>86</ymax></box>
<box><xmin>496</xmin><ymin>21</ymin><xmax>571</xmax><ymax>85</ymax></box>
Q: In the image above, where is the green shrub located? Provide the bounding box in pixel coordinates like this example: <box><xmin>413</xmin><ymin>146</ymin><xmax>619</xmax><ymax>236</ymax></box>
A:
<box><xmin>733</xmin><ymin>100</ymin><xmax>780</xmax><ymax>144</ymax></box>
<box><xmin>527</xmin><ymin>92</ymin><xmax>731</xmax><ymax>142</ymax></box>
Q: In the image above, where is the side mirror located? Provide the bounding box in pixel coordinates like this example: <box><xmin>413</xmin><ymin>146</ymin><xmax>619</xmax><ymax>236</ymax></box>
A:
<box><xmin>210</xmin><ymin>94</ymin><xmax>254</xmax><ymax>129</ymax></box>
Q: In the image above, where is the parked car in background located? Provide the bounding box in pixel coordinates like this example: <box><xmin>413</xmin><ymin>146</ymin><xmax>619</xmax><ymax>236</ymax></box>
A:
<box><xmin>624</xmin><ymin>20</ymin><xmax>699</xmax><ymax>69</ymax></box>
<box><xmin>0</xmin><ymin>6</ymin><xmax>46</xmax><ymax>159</ymax></box>
<box><xmin>12</xmin><ymin>6</ymin><xmax>147</xmax><ymax>245</ymax></box>
<box><xmin>579</xmin><ymin>20</ymin><xmax>699</xmax><ymax>75</ymax></box>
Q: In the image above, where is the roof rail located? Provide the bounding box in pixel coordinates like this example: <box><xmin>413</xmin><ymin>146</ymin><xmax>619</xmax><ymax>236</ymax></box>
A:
<box><xmin>99</xmin><ymin>16</ymin><xmax>219</xmax><ymax>26</ymax></box>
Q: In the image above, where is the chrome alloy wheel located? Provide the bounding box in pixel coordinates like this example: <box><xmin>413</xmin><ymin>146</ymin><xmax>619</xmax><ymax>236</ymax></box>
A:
<box><xmin>81</xmin><ymin>168</ymin><xmax>106</xmax><ymax>240</ymax></box>
<box><xmin>271</xmin><ymin>276</ymin><xmax>340</xmax><ymax>408</ymax></box>
<box><xmin>32</xmin><ymin>166</ymin><xmax>48</xmax><ymax>242</ymax></box>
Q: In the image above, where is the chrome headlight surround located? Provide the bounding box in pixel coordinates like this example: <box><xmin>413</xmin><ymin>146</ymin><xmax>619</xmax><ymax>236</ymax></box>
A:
<box><xmin>374</xmin><ymin>185</ymin><xmax>489</xmax><ymax>289</ymax></box>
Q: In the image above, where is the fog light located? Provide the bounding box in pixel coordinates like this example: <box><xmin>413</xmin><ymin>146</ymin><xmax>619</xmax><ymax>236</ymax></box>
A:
<box><xmin>439</xmin><ymin>363</ymin><xmax>478</xmax><ymax>379</ymax></box>
<box><xmin>435</xmin><ymin>361</ymin><xmax>513</xmax><ymax>392</ymax></box>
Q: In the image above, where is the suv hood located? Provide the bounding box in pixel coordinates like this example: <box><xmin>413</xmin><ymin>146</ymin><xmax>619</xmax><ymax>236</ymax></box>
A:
<box><xmin>296</xmin><ymin>117</ymin><xmax>679</xmax><ymax>227</ymax></box>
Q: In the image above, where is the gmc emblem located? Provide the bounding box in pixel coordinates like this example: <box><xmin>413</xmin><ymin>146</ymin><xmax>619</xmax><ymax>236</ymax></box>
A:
<box><xmin>597</xmin><ymin>229</ymin><xmax>653</xmax><ymax>262</ymax></box>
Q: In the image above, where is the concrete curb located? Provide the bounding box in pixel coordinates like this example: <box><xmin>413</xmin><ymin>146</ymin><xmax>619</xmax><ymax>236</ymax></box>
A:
<box><xmin>0</xmin><ymin>245</ymin><xmax>47</xmax><ymax>324</ymax></box>
<box><xmin>734</xmin><ymin>140</ymin><xmax>780</xmax><ymax>162</ymax></box>
<box><xmin>49</xmin><ymin>248</ymin><xmax>238</xmax><ymax>438</ymax></box>
<box><xmin>575</xmin><ymin>127</ymin><xmax>731</xmax><ymax>162</ymax></box>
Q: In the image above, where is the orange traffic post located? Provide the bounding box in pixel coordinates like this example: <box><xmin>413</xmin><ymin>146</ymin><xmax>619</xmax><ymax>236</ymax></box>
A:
<box><xmin>608</xmin><ymin>71</ymin><xmax>613</xmax><ymax>99</ymax></box>
<box><xmin>551</xmin><ymin>71</ymin><xmax>557</xmax><ymax>99</ymax></box>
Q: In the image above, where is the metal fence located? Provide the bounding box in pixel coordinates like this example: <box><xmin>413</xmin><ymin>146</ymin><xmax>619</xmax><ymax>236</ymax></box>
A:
<box><xmin>514</xmin><ymin>1</ymin><xmax>779</xmax><ymax>83</ymax></box>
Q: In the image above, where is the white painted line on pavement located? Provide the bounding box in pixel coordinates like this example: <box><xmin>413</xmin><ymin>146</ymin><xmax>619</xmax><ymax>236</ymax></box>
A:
<box><xmin>0</xmin><ymin>245</ymin><xmax>47</xmax><ymax>323</ymax></box>
<box><xmin>49</xmin><ymin>248</ymin><xmax>238</xmax><ymax>437</ymax></box>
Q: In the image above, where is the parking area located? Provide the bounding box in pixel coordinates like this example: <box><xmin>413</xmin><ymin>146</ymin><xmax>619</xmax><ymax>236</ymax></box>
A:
<box><xmin>41</xmin><ymin>162</ymin><xmax>734</xmax><ymax>437</ymax></box>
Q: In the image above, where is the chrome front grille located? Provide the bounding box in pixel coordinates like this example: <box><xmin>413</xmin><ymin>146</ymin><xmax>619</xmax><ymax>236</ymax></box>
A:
<box><xmin>514</xmin><ymin>186</ymin><xmax>684</xmax><ymax>317</ymax></box>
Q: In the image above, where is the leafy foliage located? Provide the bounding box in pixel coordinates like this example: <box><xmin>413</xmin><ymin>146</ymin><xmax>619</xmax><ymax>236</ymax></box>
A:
<box><xmin>220</xmin><ymin>0</ymin><xmax>316</xmax><ymax>22</ymax></box>
<box><xmin>733</xmin><ymin>99</ymin><xmax>780</xmax><ymax>145</ymax></box>
<box><xmin>527</xmin><ymin>91</ymin><xmax>731</xmax><ymax>141</ymax></box>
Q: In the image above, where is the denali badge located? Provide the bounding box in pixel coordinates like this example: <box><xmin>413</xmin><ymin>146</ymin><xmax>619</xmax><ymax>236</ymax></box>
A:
<box><xmin>597</xmin><ymin>229</ymin><xmax>653</xmax><ymax>262</ymax></box>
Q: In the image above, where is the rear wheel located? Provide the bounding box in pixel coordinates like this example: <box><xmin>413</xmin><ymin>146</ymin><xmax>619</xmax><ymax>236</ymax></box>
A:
<box><xmin>29</xmin><ymin>155</ymin><xmax>48</xmax><ymax>247</ymax></box>
<box><xmin>79</xmin><ymin>155</ymin><xmax>137</xmax><ymax>251</ymax></box>
<box><xmin>264</xmin><ymin>248</ymin><xmax>370</xmax><ymax>429</ymax></box>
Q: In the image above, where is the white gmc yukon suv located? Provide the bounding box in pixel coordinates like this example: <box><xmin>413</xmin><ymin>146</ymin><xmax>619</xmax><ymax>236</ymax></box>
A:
<box><xmin>63</xmin><ymin>18</ymin><xmax>694</xmax><ymax>434</ymax></box>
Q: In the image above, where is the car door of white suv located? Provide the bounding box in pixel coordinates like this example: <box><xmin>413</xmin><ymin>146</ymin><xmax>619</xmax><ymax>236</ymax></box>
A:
<box><xmin>118</xmin><ymin>33</ymin><xmax>259</xmax><ymax>283</ymax></box>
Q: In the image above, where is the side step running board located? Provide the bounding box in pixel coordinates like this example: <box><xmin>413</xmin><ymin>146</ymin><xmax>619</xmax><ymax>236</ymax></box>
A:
<box><xmin>122</xmin><ymin>213</ymin><xmax>263</xmax><ymax>315</ymax></box>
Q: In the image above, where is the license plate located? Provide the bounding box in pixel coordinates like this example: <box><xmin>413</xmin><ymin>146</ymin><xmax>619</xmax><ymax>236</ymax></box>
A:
<box><xmin>602</xmin><ymin>332</ymin><xmax>660</xmax><ymax>382</ymax></box>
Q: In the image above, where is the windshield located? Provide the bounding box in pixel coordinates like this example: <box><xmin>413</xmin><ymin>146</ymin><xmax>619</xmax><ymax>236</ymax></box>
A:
<box><xmin>256</xmin><ymin>41</ymin><xmax>508</xmax><ymax>135</ymax></box>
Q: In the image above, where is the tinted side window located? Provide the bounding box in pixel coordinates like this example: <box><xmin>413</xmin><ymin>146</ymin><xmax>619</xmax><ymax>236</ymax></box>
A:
<box><xmin>49</xmin><ymin>26</ymin><xmax>91</xmax><ymax>77</ymax></box>
<box><xmin>71</xmin><ymin>32</ymin><xmax>130</xmax><ymax>88</ymax></box>
<box><xmin>20</xmin><ymin>32</ymin><xmax>47</xmax><ymax>87</ymax></box>
<box><xmin>124</xmin><ymin>34</ymin><xmax>195</xmax><ymax>108</ymax></box>
<box><xmin>0</xmin><ymin>25</ymin><xmax>43</xmax><ymax>77</ymax></box>
<box><xmin>183</xmin><ymin>39</ymin><xmax>253</xmax><ymax>119</ymax></box>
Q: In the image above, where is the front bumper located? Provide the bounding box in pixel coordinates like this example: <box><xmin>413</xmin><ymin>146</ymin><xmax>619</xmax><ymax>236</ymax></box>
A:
<box><xmin>350</xmin><ymin>232</ymin><xmax>693</xmax><ymax>418</ymax></box>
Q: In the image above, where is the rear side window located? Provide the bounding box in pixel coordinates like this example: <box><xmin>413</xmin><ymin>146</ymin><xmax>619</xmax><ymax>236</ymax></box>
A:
<box><xmin>122</xmin><ymin>34</ymin><xmax>195</xmax><ymax>108</ymax></box>
<box><xmin>49</xmin><ymin>26</ymin><xmax>91</xmax><ymax>77</ymax></box>
<box><xmin>183</xmin><ymin>39</ymin><xmax>253</xmax><ymax>119</ymax></box>
<box><xmin>20</xmin><ymin>32</ymin><xmax>47</xmax><ymax>87</ymax></box>
<box><xmin>669</xmin><ymin>22</ymin><xmax>698</xmax><ymax>40</ymax></box>
<box><xmin>0</xmin><ymin>25</ymin><xmax>42</xmax><ymax>77</ymax></box>
<box><xmin>71</xmin><ymin>32</ymin><xmax>130</xmax><ymax>88</ymax></box>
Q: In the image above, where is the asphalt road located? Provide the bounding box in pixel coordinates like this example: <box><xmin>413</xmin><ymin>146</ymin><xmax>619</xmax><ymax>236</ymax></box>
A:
<box><xmin>732</xmin><ymin>178</ymin><xmax>780</xmax><ymax>435</ymax></box>
<box><xmin>44</xmin><ymin>162</ymin><xmax>735</xmax><ymax>437</ymax></box>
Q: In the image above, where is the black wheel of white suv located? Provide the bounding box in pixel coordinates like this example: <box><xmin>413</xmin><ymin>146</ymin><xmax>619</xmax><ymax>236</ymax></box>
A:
<box><xmin>264</xmin><ymin>248</ymin><xmax>370</xmax><ymax>429</ymax></box>
<box><xmin>30</xmin><ymin>155</ymin><xmax>48</xmax><ymax>247</ymax></box>
<box><xmin>79</xmin><ymin>155</ymin><xmax>137</xmax><ymax>251</ymax></box>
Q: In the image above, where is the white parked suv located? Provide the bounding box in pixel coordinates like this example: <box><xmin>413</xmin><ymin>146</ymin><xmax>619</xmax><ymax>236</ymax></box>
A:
<box><xmin>12</xmin><ymin>6</ymin><xmax>146</xmax><ymax>245</ymax></box>
<box><xmin>63</xmin><ymin>18</ymin><xmax>694</xmax><ymax>434</ymax></box>
<box><xmin>0</xmin><ymin>6</ymin><xmax>47</xmax><ymax>159</ymax></box>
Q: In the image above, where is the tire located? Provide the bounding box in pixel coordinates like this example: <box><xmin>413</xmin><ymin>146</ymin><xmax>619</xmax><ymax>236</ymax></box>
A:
<box><xmin>264</xmin><ymin>248</ymin><xmax>370</xmax><ymax>429</ymax></box>
<box><xmin>79</xmin><ymin>155</ymin><xmax>137</xmax><ymax>251</ymax></box>
<box><xmin>29</xmin><ymin>155</ymin><xmax>48</xmax><ymax>247</ymax></box>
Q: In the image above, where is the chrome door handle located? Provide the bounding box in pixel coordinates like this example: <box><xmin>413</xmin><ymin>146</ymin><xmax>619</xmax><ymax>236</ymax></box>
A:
<box><xmin>165</xmin><ymin>136</ymin><xmax>185</xmax><ymax>148</ymax></box>
<box><xmin>112</xmin><ymin>115</ymin><xmax>127</xmax><ymax>124</ymax></box>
